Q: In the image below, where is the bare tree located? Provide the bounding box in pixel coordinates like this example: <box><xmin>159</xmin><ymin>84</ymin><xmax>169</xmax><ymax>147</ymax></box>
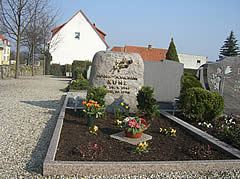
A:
<box><xmin>0</xmin><ymin>0</ymin><xmax>39</xmax><ymax>78</ymax></box>
<box><xmin>21</xmin><ymin>1</ymin><xmax>59</xmax><ymax>75</ymax></box>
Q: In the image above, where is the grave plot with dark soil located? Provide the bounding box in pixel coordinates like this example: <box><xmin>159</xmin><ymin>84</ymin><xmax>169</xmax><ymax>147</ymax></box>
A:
<box><xmin>55</xmin><ymin>109</ymin><xmax>236</xmax><ymax>161</ymax></box>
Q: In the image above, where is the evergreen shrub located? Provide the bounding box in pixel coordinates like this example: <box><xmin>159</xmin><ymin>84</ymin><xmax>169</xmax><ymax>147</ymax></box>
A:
<box><xmin>137</xmin><ymin>86</ymin><xmax>160</xmax><ymax>119</ymax></box>
<box><xmin>179</xmin><ymin>87</ymin><xmax>224</xmax><ymax>123</ymax></box>
<box><xmin>87</xmin><ymin>86</ymin><xmax>108</xmax><ymax>106</ymax></box>
<box><xmin>180</xmin><ymin>72</ymin><xmax>203</xmax><ymax>94</ymax></box>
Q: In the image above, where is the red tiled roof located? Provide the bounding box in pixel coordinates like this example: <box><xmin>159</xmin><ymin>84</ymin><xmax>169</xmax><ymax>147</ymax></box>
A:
<box><xmin>49</xmin><ymin>10</ymin><xmax>109</xmax><ymax>48</ymax></box>
<box><xmin>111</xmin><ymin>45</ymin><xmax>168</xmax><ymax>61</ymax></box>
<box><xmin>0</xmin><ymin>35</ymin><xmax>10</xmax><ymax>46</ymax></box>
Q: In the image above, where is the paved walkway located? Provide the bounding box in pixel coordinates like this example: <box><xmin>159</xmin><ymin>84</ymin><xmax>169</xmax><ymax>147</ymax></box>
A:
<box><xmin>0</xmin><ymin>76</ymin><xmax>69</xmax><ymax>177</ymax></box>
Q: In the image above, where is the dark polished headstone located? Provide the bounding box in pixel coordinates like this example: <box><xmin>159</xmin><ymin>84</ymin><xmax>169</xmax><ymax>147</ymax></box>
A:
<box><xmin>199</xmin><ymin>56</ymin><xmax>240</xmax><ymax>115</ymax></box>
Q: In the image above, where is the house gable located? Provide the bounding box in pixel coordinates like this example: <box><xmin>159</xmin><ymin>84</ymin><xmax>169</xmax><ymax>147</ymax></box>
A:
<box><xmin>49</xmin><ymin>10</ymin><xmax>109</xmax><ymax>65</ymax></box>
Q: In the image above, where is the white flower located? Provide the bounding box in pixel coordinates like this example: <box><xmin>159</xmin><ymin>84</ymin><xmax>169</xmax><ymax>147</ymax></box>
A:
<box><xmin>123</xmin><ymin>117</ymin><xmax>135</xmax><ymax>124</ymax></box>
<box><xmin>198</xmin><ymin>122</ymin><xmax>202</xmax><ymax>126</ymax></box>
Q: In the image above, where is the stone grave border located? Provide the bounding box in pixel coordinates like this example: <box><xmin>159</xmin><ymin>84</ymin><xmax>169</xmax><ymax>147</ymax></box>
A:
<box><xmin>43</xmin><ymin>93</ymin><xmax>240</xmax><ymax>176</ymax></box>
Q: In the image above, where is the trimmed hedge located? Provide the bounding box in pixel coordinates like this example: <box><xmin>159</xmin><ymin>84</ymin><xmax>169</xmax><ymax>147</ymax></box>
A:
<box><xmin>50</xmin><ymin>64</ymin><xmax>63</xmax><ymax>76</ymax></box>
<box><xmin>72</xmin><ymin>60</ymin><xmax>91</xmax><ymax>79</ymax></box>
<box><xmin>178</xmin><ymin>87</ymin><xmax>224</xmax><ymax>123</ymax></box>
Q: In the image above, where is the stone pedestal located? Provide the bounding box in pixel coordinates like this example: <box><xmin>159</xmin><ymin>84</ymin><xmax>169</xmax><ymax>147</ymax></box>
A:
<box><xmin>110</xmin><ymin>131</ymin><xmax>152</xmax><ymax>145</ymax></box>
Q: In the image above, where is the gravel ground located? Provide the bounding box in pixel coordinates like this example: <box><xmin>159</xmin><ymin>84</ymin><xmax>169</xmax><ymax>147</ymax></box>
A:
<box><xmin>0</xmin><ymin>76</ymin><xmax>240</xmax><ymax>178</ymax></box>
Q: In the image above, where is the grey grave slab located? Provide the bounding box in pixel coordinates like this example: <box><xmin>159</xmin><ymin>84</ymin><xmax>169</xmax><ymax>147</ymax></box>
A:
<box><xmin>110</xmin><ymin>131</ymin><xmax>152</xmax><ymax>145</ymax></box>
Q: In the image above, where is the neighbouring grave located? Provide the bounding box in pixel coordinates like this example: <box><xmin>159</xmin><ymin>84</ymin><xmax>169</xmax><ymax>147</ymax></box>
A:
<box><xmin>197</xmin><ymin>56</ymin><xmax>240</xmax><ymax>115</ymax></box>
<box><xmin>89</xmin><ymin>51</ymin><xmax>144</xmax><ymax>113</ymax></box>
<box><xmin>144</xmin><ymin>60</ymin><xmax>183</xmax><ymax>102</ymax></box>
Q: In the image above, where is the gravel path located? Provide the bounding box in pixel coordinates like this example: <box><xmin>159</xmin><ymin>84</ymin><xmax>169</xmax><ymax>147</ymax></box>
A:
<box><xmin>0</xmin><ymin>76</ymin><xmax>239</xmax><ymax>178</ymax></box>
<box><xmin>0</xmin><ymin>76</ymin><xmax>69</xmax><ymax>177</ymax></box>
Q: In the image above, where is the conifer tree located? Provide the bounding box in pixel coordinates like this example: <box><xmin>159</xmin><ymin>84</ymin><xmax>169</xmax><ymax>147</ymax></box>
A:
<box><xmin>219</xmin><ymin>31</ymin><xmax>240</xmax><ymax>58</ymax></box>
<box><xmin>166</xmin><ymin>38</ymin><xmax>180</xmax><ymax>62</ymax></box>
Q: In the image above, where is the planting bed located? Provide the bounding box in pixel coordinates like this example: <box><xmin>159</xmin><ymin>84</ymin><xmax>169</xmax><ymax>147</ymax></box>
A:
<box><xmin>43</xmin><ymin>95</ymin><xmax>240</xmax><ymax>176</ymax></box>
<box><xmin>56</xmin><ymin>109</ymin><xmax>235</xmax><ymax>161</ymax></box>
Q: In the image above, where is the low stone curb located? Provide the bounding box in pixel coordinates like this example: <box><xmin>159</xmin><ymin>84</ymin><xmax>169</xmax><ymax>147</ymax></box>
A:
<box><xmin>43</xmin><ymin>95</ymin><xmax>240</xmax><ymax>176</ymax></box>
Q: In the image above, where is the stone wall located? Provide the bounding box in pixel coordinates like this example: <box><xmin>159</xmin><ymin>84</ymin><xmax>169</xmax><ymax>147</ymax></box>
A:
<box><xmin>0</xmin><ymin>62</ymin><xmax>43</xmax><ymax>79</ymax></box>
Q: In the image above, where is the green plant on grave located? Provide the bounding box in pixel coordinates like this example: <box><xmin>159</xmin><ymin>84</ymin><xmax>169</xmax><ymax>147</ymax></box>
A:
<box><xmin>114</xmin><ymin>102</ymin><xmax>129</xmax><ymax>120</ymax></box>
<box><xmin>137</xmin><ymin>86</ymin><xmax>160</xmax><ymax>120</ymax></box>
<box><xmin>180</xmin><ymin>72</ymin><xmax>203</xmax><ymax>94</ymax></box>
<box><xmin>67</xmin><ymin>74</ymin><xmax>89</xmax><ymax>91</ymax></box>
<box><xmin>87</xmin><ymin>86</ymin><xmax>108</xmax><ymax>106</ymax></box>
<box><xmin>178</xmin><ymin>87</ymin><xmax>224</xmax><ymax>123</ymax></box>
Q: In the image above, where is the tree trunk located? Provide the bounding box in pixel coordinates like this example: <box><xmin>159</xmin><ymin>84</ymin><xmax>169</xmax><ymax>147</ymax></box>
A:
<box><xmin>15</xmin><ymin>31</ymin><xmax>21</xmax><ymax>79</ymax></box>
<box><xmin>32</xmin><ymin>43</ymin><xmax>35</xmax><ymax>76</ymax></box>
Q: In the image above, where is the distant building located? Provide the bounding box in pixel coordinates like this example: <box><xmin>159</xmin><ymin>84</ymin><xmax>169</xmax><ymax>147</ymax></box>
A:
<box><xmin>0</xmin><ymin>35</ymin><xmax>11</xmax><ymax>65</ymax></box>
<box><xmin>111</xmin><ymin>45</ymin><xmax>207</xmax><ymax>69</ymax></box>
<box><xmin>48</xmin><ymin>10</ymin><xmax>109</xmax><ymax>65</ymax></box>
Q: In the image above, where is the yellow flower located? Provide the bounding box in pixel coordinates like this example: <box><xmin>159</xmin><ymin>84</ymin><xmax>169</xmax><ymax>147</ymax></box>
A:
<box><xmin>138</xmin><ymin>142</ymin><xmax>144</xmax><ymax>149</ymax></box>
<box><xmin>171</xmin><ymin>129</ymin><xmax>176</xmax><ymax>134</ymax></box>
<box><xmin>121</xmin><ymin>102</ymin><xmax>124</xmax><ymax>106</ymax></box>
<box><xmin>159</xmin><ymin>128</ymin><xmax>162</xmax><ymax>132</ymax></box>
<box><xmin>116</xmin><ymin>120</ymin><xmax>122</xmax><ymax>125</ymax></box>
<box><xmin>125</xmin><ymin>106</ymin><xmax>129</xmax><ymax>109</ymax></box>
<box><xmin>143</xmin><ymin>141</ymin><xmax>148</xmax><ymax>147</ymax></box>
<box><xmin>94</xmin><ymin>125</ymin><xmax>98</xmax><ymax>131</ymax></box>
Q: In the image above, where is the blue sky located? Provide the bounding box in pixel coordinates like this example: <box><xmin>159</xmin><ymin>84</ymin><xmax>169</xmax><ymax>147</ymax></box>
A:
<box><xmin>54</xmin><ymin>0</ymin><xmax>240</xmax><ymax>61</ymax></box>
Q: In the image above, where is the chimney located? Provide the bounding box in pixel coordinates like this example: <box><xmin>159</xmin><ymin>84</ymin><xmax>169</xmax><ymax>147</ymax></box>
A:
<box><xmin>148</xmin><ymin>44</ymin><xmax>152</xmax><ymax>50</ymax></box>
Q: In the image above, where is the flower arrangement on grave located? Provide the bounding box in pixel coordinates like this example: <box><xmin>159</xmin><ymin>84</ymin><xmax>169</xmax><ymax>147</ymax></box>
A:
<box><xmin>122</xmin><ymin>116</ymin><xmax>150</xmax><ymax>138</ymax></box>
<box><xmin>82</xmin><ymin>100</ymin><xmax>105</xmax><ymax>127</ymax></box>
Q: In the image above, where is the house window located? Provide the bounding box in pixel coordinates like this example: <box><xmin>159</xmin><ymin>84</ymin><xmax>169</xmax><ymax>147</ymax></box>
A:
<box><xmin>197</xmin><ymin>60</ymin><xmax>201</xmax><ymax>63</ymax></box>
<box><xmin>75</xmin><ymin>32</ymin><xmax>80</xmax><ymax>40</ymax></box>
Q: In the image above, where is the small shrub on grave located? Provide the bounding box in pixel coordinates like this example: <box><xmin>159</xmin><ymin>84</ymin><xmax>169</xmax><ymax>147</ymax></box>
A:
<box><xmin>179</xmin><ymin>87</ymin><xmax>224</xmax><ymax>123</ymax></box>
<box><xmin>180</xmin><ymin>72</ymin><xmax>203</xmax><ymax>94</ymax></box>
<box><xmin>87</xmin><ymin>86</ymin><xmax>108</xmax><ymax>106</ymax></box>
<box><xmin>137</xmin><ymin>86</ymin><xmax>160</xmax><ymax>120</ymax></box>
<box><xmin>67</xmin><ymin>74</ymin><xmax>89</xmax><ymax>90</ymax></box>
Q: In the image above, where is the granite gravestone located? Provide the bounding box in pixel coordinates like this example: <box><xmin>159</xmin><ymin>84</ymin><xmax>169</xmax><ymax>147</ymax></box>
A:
<box><xmin>89</xmin><ymin>51</ymin><xmax>144</xmax><ymax>113</ymax></box>
<box><xmin>144</xmin><ymin>60</ymin><xmax>183</xmax><ymax>102</ymax></box>
<box><xmin>198</xmin><ymin>56</ymin><xmax>240</xmax><ymax>115</ymax></box>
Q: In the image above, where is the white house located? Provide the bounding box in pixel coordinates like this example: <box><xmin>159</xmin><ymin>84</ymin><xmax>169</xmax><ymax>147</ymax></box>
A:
<box><xmin>48</xmin><ymin>10</ymin><xmax>109</xmax><ymax>65</ymax></box>
<box><xmin>178</xmin><ymin>53</ymin><xmax>207</xmax><ymax>70</ymax></box>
